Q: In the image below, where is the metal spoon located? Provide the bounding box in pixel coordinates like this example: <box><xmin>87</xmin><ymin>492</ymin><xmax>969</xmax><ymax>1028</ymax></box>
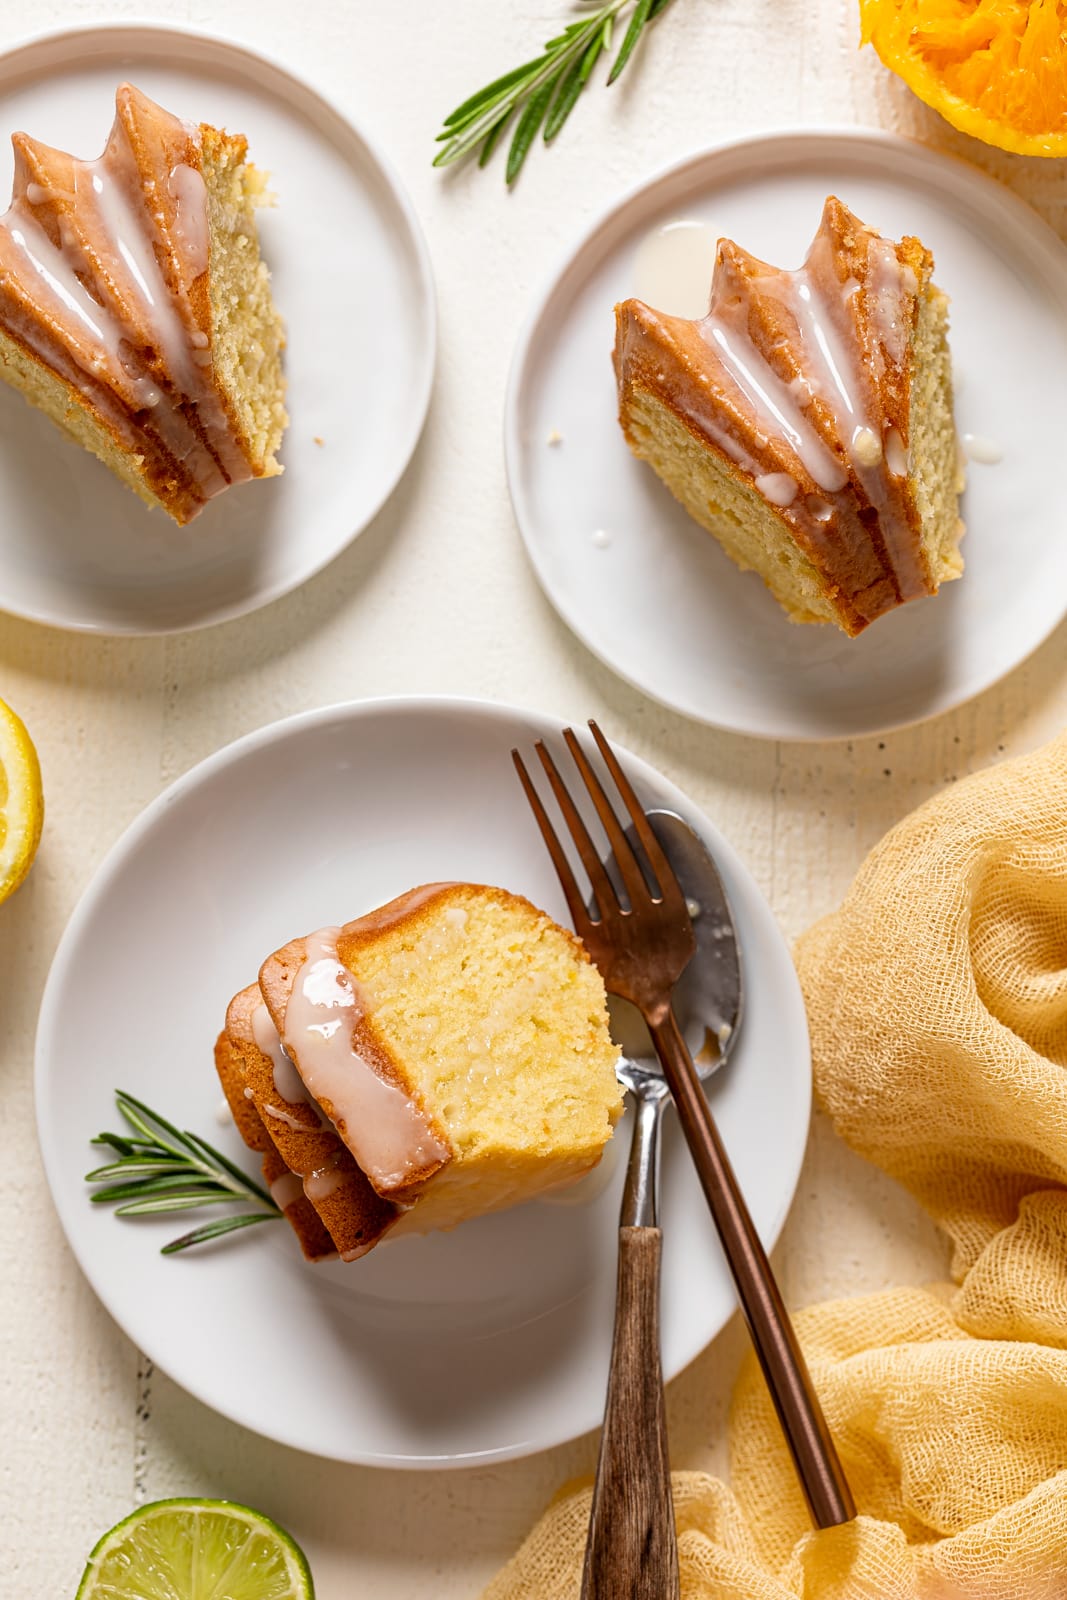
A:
<box><xmin>582</xmin><ymin>809</ymin><xmax>743</xmax><ymax>1600</ymax></box>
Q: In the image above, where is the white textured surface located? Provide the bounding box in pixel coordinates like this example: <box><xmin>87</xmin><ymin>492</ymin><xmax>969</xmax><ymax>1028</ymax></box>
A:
<box><xmin>1</xmin><ymin>1</ymin><xmax>1064</xmax><ymax>1593</ymax></box>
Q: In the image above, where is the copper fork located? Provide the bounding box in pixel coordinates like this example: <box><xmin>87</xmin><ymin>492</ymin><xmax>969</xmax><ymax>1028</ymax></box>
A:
<box><xmin>513</xmin><ymin>723</ymin><xmax>855</xmax><ymax>1565</ymax></box>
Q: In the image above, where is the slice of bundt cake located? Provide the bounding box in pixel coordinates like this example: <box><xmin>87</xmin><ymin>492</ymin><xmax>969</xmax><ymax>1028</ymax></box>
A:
<box><xmin>215</xmin><ymin>884</ymin><xmax>623</xmax><ymax>1262</ymax></box>
<box><xmin>0</xmin><ymin>82</ymin><xmax>286</xmax><ymax>524</ymax></box>
<box><xmin>215</xmin><ymin>1019</ymin><xmax>336</xmax><ymax>1262</ymax></box>
<box><xmin>614</xmin><ymin>196</ymin><xmax>964</xmax><ymax>637</ymax></box>
<box><xmin>217</xmin><ymin>981</ymin><xmax>396</xmax><ymax>1261</ymax></box>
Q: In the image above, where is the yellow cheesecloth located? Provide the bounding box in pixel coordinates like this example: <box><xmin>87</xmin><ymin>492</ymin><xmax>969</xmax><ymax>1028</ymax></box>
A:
<box><xmin>484</xmin><ymin>735</ymin><xmax>1067</xmax><ymax>1599</ymax></box>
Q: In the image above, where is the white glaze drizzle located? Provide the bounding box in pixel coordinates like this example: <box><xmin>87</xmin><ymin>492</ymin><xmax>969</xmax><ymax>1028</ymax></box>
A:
<box><xmin>262</xmin><ymin>1102</ymin><xmax>312</xmax><ymax>1133</ymax></box>
<box><xmin>961</xmin><ymin>431</ymin><xmax>1003</xmax><ymax>466</ymax></box>
<box><xmin>866</xmin><ymin>237</ymin><xmax>917</xmax><ymax>365</ymax></box>
<box><xmin>754</xmin><ymin>471</ymin><xmax>798</xmax><ymax>508</ymax></box>
<box><xmin>852</xmin><ymin>425</ymin><xmax>882</xmax><ymax>467</ymax></box>
<box><xmin>745</xmin><ymin>217</ymin><xmax>925</xmax><ymax>599</ymax></box>
<box><xmin>699</xmin><ymin>320</ymin><xmax>848</xmax><ymax>493</ymax></box>
<box><xmin>304</xmin><ymin>1152</ymin><xmax>346</xmax><ymax>1203</ymax></box>
<box><xmin>168</xmin><ymin>163</ymin><xmax>210</xmax><ymax>278</ymax></box>
<box><xmin>885</xmin><ymin>426</ymin><xmax>908</xmax><ymax>477</ymax></box>
<box><xmin>252</xmin><ymin>1003</ymin><xmax>325</xmax><ymax>1125</ymax></box>
<box><xmin>282</xmin><ymin>926</ymin><xmax>449</xmax><ymax>1192</ymax></box>
<box><xmin>270</xmin><ymin>1172</ymin><xmax>304</xmax><ymax>1211</ymax></box>
<box><xmin>80</xmin><ymin>156</ymin><xmax>202</xmax><ymax>394</ymax></box>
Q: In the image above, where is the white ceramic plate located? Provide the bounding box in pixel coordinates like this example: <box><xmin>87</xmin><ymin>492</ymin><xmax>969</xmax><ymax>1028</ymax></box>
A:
<box><xmin>505</xmin><ymin>130</ymin><xmax>1067</xmax><ymax>740</ymax></box>
<box><xmin>0</xmin><ymin>24</ymin><xmax>435</xmax><ymax>634</ymax></box>
<box><xmin>36</xmin><ymin>697</ymin><xmax>810</xmax><ymax>1467</ymax></box>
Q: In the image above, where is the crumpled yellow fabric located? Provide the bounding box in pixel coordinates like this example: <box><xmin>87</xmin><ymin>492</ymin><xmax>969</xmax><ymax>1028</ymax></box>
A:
<box><xmin>483</xmin><ymin>734</ymin><xmax>1067</xmax><ymax>1599</ymax></box>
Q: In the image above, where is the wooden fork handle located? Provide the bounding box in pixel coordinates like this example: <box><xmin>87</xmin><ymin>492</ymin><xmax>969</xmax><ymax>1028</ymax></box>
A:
<box><xmin>581</xmin><ymin>1226</ymin><xmax>679</xmax><ymax>1600</ymax></box>
<box><xmin>648</xmin><ymin>1009</ymin><xmax>856</xmax><ymax>1530</ymax></box>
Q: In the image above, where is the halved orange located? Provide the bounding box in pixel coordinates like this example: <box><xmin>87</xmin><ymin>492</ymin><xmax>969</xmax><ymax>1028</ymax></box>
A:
<box><xmin>861</xmin><ymin>0</ymin><xmax>1067</xmax><ymax>157</ymax></box>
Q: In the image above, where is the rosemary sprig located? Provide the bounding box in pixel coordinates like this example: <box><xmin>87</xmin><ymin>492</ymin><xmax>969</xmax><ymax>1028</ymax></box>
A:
<box><xmin>434</xmin><ymin>0</ymin><xmax>677</xmax><ymax>184</ymax></box>
<box><xmin>86</xmin><ymin>1090</ymin><xmax>281</xmax><ymax>1255</ymax></box>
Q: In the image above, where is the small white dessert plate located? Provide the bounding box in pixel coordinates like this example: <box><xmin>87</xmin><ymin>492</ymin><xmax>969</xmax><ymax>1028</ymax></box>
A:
<box><xmin>0</xmin><ymin>24</ymin><xmax>435</xmax><ymax>634</ymax></box>
<box><xmin>35</xmin><ymin>697</ymin><xmax>810</xmax><ymax>1467</ymax></box>
<box><xmin>505</xmin><ymin>130</ymin><xmax>1067</xmax><ymax>740</ymax></box>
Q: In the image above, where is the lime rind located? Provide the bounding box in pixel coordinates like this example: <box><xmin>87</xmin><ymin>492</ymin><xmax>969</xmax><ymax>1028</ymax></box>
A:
<box><xmin>76</xmin><ymin>1498</ymin><xmax>314</xmax><ymax>1600</ymax></box>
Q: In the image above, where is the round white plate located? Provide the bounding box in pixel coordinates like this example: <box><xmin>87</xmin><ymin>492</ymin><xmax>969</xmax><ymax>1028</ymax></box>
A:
<box><xmin>0</xmin><ymin>24</ymin><xmax>435</xmax><ymax>634</ymax></box>
<box><xmin>506</xmin><ymin>130</ymin><xmax>1067</xmax><ymax>740</ymax></box>
<box><xmin>36</xmin><ymin>697</ymin><xmax>810</xmax><ymax>1467</ymax></box>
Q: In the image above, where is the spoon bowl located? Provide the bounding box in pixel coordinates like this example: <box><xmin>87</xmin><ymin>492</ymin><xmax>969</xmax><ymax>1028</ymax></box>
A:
<box><xmin>607</xmin><ymin>807</ymin><xmax>744</xmax><ymax>1107</ymax></box>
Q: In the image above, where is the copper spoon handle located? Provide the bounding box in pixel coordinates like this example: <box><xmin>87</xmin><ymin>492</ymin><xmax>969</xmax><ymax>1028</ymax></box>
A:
<box><xmin>648</xmin><ymin>1007</ymin><xmax>855</xmax><ymax>1529</ymax></box>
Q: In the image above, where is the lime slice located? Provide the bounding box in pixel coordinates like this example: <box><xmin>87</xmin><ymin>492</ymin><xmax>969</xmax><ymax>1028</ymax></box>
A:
<box><xmin>76</xmin><ymin>1498</ymin><xmax>314</xmax><ymax>1600</ymax></box>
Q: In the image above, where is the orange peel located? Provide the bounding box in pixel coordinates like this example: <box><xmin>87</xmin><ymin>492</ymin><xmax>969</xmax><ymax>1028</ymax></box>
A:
<box><xmin>861</xmin><ymin>0</ymin><xmax>1067</xmax><ymax>157</ymax></box>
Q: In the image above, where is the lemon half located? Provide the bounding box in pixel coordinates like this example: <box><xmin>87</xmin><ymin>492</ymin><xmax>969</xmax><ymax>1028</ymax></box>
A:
<box><xmin>0</xmin><ymin>698</ymin><xmax>42</xmax><ymax>903</ymax></box>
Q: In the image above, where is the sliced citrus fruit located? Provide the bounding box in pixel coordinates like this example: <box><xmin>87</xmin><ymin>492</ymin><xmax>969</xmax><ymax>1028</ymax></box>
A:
<box><xmin>75</xmin><ymin>1498</ymin><xmax>315</xmax><ymax>1600</ymax></box>
<box><xmin>0</xmin><ymin>698</ymin><xmax>43</xmax><ymax>903</ymax></box>
<box><xmin>861</xmin><ymin>0</ymin><xmax>1067</xmax><ymax>157</ymax></box>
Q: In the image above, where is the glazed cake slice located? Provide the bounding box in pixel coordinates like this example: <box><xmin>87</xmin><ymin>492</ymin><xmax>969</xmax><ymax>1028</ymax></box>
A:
<box><xmin>253</xmin><ymin>883</ymin><xmax>623</xmax><ymax>1251</ymax></box>
<box><xmin>217</xmin><ymin>981</ymin><xmax>397</xmax><ymax>1262</ymax></box>
<box><xmin>0</xmin><ymin>82</ymin><xmax>286</xmax><ymax>524</ymax></box>
<box><xmin>214</xmin><ymin>1018</ymin><xmax>335</xmax><ymax>1262</ymax></box>
<box><xmin>613</xmin><ymin>196</ymin><xmax>964</xmax><ymax>636</ymax></box>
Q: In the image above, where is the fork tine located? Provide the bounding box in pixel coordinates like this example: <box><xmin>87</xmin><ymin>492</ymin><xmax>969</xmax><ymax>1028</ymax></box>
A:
<box><xmin>512</xmin><ymin>750</ymin><xmax>592</xmax><ymax>933</ymax></box>
<box><xmin>563</xmin><ymin>727</ymin><xmax>654</xmax><ymax>910</ymax></box>
<box><xmin>588</xmin><ymin>720</ymin><xmax>687</xmax><ymax>909</ymax></box>
<box><xmin>534</xmin><ymin>740</ymin><xmax>622</xmax><ymax>920</ymax></box>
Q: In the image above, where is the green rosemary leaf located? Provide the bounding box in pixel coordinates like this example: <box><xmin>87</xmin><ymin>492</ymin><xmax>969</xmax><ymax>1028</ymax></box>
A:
<box><xmin>161</xmin><ymin>1212</ymin><xmax>282</xmax><ymax>1255</ymax></box>
<box><xmin>479</xmin><ymin>109</ymin><xmax>514</xmax><ymax>167</ymax></box>
<box><xmin>441</xmin><ymin>58</ymin><xmax>545</xmax><ymax>128</ymax></box>
<box><xmin>115</xmin><ymin>1090</ymin><xmax>193</xmax><ymax>1157</ymax></box>
<box><xmin>436</xmin><ymin>71</ymin><xmax>536</xmax><ymax>142</ymax></box>
<box><xmin>543</xmin><ymin>52</ymin><xmax>587</xmax><ymax>143</ymax></box>
<box><xmin>607</xmin><ymin>0</ymin><xmax>654</xmax><ymax>83</ymax></box>
<box><xmin>88</xmin><ymin>1091</ymin><xmax>282</xmax><ymax>1254</ymax></box>
<box><xmin>506</xmin><ymin>77</ymin><xmax>558</xmax><ymax>183</ymax></box>
<box><xmin>115</xmin><ymin>1191</ymin><xmax>250</xmax><ymax>1217</ymax></box>
<box><xmin>91</xmin><ymin>1132</ymin><xmax>139</xmax><ymax>1158</ymax></box>
<box><xmin>182</xmin><ymin>1131</ymin><xmax>276</xmax><ymax>1206</ymax></box>
<box><xmin>433</xmin><ymin>1</ymin><xmax>677</xmax><ymax>182</ymax></box>
<box><xmin>93</xmin><ymin>1133</ymin><xmax>171</xmax><ymax>1157</ymax></box>
<box><xmin>85</xmin><ymin>1159</ymin><xmax>194</xmax><ymax>1183</ymax></box>
<box><xmin>91</xmin><ymin>1176</ymin><xmax>233</xmax><ymax>1205</ymax></box>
